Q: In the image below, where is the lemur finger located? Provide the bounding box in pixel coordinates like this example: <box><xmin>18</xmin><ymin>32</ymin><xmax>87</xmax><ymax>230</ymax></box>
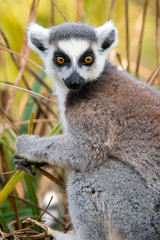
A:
<box><xmin>13</xmin><ymin>153</ymin><xmax>32</xmax><ymax>166</ymax></box>
<box><xmin>16</xmin><ymin>164</ymin><xmax>36</xmax><ymax>176</ymax></box>
<box><xmin>35</xmin><ymin>162</ymin><xmax>49</xmax><ymax>167</ymax></box>
<box><xmin>14</xmin><ymin>153</ymin><xmax>24</xmax><ymax>159</ymax></box>
<box><xmin>14</xmin><ymin>158</ymin><xmax>31</xmax><ymax>166</ymax></box>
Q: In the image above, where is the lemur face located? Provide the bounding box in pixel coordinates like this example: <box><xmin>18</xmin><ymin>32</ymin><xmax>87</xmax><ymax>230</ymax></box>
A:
<box><xmin>28</xmin><ymin>21</ymin><xmax>118</xmax><ymax>91</ymax></box>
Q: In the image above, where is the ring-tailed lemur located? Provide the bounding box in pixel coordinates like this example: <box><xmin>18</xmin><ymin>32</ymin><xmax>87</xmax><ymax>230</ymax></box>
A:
<box><xmin>14</xmin><ymin>21</ymin><xmax>160</xmax><ymax>239</ymax></box>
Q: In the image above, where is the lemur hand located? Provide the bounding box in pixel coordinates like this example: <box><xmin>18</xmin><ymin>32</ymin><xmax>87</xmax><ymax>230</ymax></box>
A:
<box><xmin>14</xmin><ymin>135</ymin><xmax>48</xmax><ymax>175</ymax></box>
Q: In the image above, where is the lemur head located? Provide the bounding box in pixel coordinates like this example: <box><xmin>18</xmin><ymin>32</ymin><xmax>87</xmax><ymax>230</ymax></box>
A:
<box><xmin>28</xmin><ymin>21</ymin><xmax>118</xmax><ymax>90</ymax></box>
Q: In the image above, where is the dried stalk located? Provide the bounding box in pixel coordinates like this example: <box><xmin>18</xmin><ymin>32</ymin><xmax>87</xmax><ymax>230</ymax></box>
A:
<box><xmin>51</xmin><ymin>0</ymin><xmax>55</xmax><ymax>26</ymax></box>
<box><xmin>116</xmin><ymin>51</ymin><xmax>125</xmax><ymax>70</ymax></box>
<box><xmin>135</xmin><ymin>0</ymin><xmax>148</xmax><ymax>77</ymax></box>
<box><xmin>14</xmin><ymin>118</ymin><xmax>56</xmax><ymax>126</ymax></box>
<box><xmin>108</xmin><ymin>0</ymin><xmax>116</xmax><ymax>20</ymax></box>
<box><xmin>3</xmin><ymin>119</ymin><xmax>56</xmax><ymax>133</ymax></box>
<box><xmin>37</xmin><ymin>166</ymin><xmax>65</xmax><ymax>190</ymax></box>
<box><xmin>0</xmin><ymin>83</ymin><xmax>55</xmax><ymax>104</ymax></box>
<box><xmin>0</xmin><ymin>107</ymin><xmax>19</xmax><ymax>135</ymax></box>
<box><xmin>24</xmin><ymin>65</ymin><xmax>52</xmax><ymax>93</ymax></box>
<box><xmin>148</xmin><ymin>64</ymin><xmax>160</xmax><ymax>86</ymax></box>
<box><xmin>37</xmin><ymin>196</ymin><xmax>53</xmax><ymax>221</ymax></box>
<box><xmin>50</xmin><ymin>0</ymin><xmax>68</xmax><ymax>22</ymax></box>
<box><xmin>4</xmin><ymin>0</ymin><xmax>40</xmax><ymax>116</ymax></box>
<box><xmin>76</xmin><ymin>0</ymin><xmax>84</xmax><ymax>21</ymax></box>
<box><xmin>0</xmin><ymin>46</ymin><xmax>45</xmax><ymax>72</ymax></box>
<box><xmin>0</xmin><ymin>27</ymin><xmax>18</xmax><ymax>66</ymax></box>
<box><xmin>125</xmin><ymin>0</ymin><xmax>130</xmax><ymax>72</ymax></box>
<box><xmin>9</xmin><ymin>194</ymin><xmax>65</xmax><ymax>226</ymax></box>
<box><xmin>0</xmin><ymin>229</ymin><xmax>7</xmax><ymax>240</ymax></box>
<box><xmin>155</xmin><ymin>0</ymin><xmax>160</xmax><ymax>88</ymax></box>
<box><xmin>0</xmin><ymin>29</ymin><xmax>57</xmax><ymax>129</ymax></box>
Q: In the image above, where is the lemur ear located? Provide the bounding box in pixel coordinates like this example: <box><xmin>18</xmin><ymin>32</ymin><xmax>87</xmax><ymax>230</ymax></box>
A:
<box><xmin>27</xmin><ymin>23</ymin><xmax>50</xmax><ymax>55</ymax></box>
<box><xmin>95</xmin><ymin>21</ymin><xmax>118</xmax><ymax>51</ymax></box>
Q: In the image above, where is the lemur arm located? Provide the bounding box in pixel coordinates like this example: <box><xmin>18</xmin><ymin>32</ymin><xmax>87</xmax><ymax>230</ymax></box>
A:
<box><xmin>15</xmin><ymin>133</ymin><xmax>106</xmax><ymax>170</ymax></box>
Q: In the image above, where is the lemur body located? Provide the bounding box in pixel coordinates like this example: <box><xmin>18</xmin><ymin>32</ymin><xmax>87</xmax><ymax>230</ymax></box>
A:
<box><xmin>15</xmin><ymin>21</ymin><xmax>160</xmax><ymax>239</ymax></box>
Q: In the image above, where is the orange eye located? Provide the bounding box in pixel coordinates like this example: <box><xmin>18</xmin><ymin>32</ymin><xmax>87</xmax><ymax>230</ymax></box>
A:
<box><xmin>84</xmin><ymin>56</ymin><xmax>93</xmax><ymax>64</ymax></box>
<box><xmin>57</xmin><ymin>57</ymin><xmax>65</xmax><ymax>64</ymax></box>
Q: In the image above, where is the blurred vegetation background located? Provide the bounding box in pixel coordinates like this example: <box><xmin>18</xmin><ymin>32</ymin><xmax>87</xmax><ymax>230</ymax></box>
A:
<box><xmin>0</xmin><ymin>0</ymin><xmax>159</xmax><ymax>238</ymax></box>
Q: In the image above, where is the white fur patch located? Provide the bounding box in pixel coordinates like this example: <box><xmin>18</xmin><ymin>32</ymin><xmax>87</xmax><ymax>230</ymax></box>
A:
<box><xmin>58</xmin><ymin>39</ymin><xmax>90</xmax><ymax>69</ymax></box>
<box><xmin>95</xmin><ymin>20</ymin><xmax>118</xmax><ymax>52</ymax></box>
<box><xmin>27</xmin><ymin>23</ymin><xmax>50</xmax><ymax>58</ymax></box>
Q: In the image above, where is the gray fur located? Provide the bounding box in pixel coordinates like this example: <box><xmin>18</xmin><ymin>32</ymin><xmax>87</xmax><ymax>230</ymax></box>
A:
<box><xmin>15</xmin><ymin>21</ymin><xmax>160</xmax><ymax>239</ymax></box>
<box><xmin>49</xmin><ymin>22</ymin><xmax>97</xmax><ymax>43</ymax></box>
<box><xmin>68</xmin><ymin>159</ymin><xmax>160</xmax><ymax>240</ymax></box>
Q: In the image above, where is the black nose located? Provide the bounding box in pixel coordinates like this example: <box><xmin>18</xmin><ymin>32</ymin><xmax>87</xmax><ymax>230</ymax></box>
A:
<box><xmin>64</xmin><ymin>72</ymin><xmax>85</xmax><ymax>90</ymax></box>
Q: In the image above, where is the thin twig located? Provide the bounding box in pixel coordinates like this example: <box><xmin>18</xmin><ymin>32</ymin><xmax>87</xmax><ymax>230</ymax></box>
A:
<box><xmin>0</xmin><ymin>83</ymin><xmax>58</xmax><ymax>129</ymax></box>
<box><xmin>116</xmin><ymin>51</ymin><xmax>125</xmax><ymax>70</ymax></box>
<box><xmin>37</xmin><ymin>166</ymin><xmax>65</xmax><ymax>190</ymax></box>
<box><xmin>1</xmin><ymin>80</ymin><xmax>56</xmax><ymax>125</ymax></box>
<box><xmin>0</xmin><ymin>81</ymin><xmax>57</xmax><ymax>122</ymax></box>
<box><xmin>41</xmin><ymin>100</ymin><xmax>58</xmax><ymax>119</ymax></box>
<box><xmin>37</xmin><ymin>196</ymin><xmax>53</xmax><ymax>221</ymax></box>
<box><xmin>0</xmin><ymin>83</ymin><xmax>55</xmax><ymax>104</ymax></box>
<box><xmin>0</xmin><ymin>229</ymin><xmax>7</xmax><ymax>240</ymax></box>
<box><xmin>5</xmin><ymin>0</ymin><xmax>40</xmax><ymax>116</ymax></box>
<box><xmin>0</xmin><ymin>29</ymin><xmax>57</xmax><ymax>129</ymax></box>
<box><xmin>13</xmin><ymin>118</ymin><xmax>56</xmax><ymax>126</ymax></box>
<box><xmin>155</xmin><ymin>0</ymin><xmax>159</xmax><ymax>65</ymax></box>
<box><xmin>148</xmin><ymin>64</ymin><xmax>160</xmax><ymax>85</ymax></box>
<box><xmin>21</xmin><ymin>64</ymin><xmax>52</xmax><ymax>93</ymax></box>
<box><xmin>9</xmin><ymin>194</ymin><xmax>65</xmax><ymax>227</ymax></box>
<box><xmin>108</xmin><ymin>0</ymin><xmax>116</xmax><ymax>20</ymax></box>
<box><xmin>0</xmin><ymin>171</ymin><xmax>16</xmax><ymax>175</ymax></box>
<box><xmin>50</xmin><ymin>0</ymin><xmax>68</xmax><ymax>22</ymax></box>
<box><xmin>0</xmin><ymin>107</ymin><xmax>19</xmax><ymax>135</ymax></box>
<box><xmin>155</xmin><ymin>0</ymin><xmax>160</xmax><ymax>88</ymax></box>
<box><xmin>125</xmin><ymin>0</ymin><xmax>130</xmax><ymax>72</ymax></box>
<box><xmin>76</xmin><ymin>0</ymin><xmax>84</xmax><ymax>22</ymax></box>
<box><xmin>135</xmin><ymin>0</ymin><xmax>148</xmax><ymax>77</ymax></box>
<box><xmin>3</xmin><ymin>119</ymin><xmax>56</xmax><ymax>133</ymax></box>
<box><xmin>0</xmin><ymin>46</ymin><xmax>45</xmax><ymax>72</ymax></box>
<box><xmin>0</xmin><ymin>27</ymin><xmax>18</xmax><ymax>65</ymax></box>
<box><xmin>51</xmin><ymin>0</ymin><xmax>55</xmax><ymax>25</ymax></box>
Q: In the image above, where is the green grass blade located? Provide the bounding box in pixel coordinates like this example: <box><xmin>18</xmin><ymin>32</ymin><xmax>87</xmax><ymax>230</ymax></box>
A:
<box><xmin>48</xmin><ymin>122</ymin><xmax>62</xmax><ymax>136</ymax></box>
<box><xmin>24</xmin><ymin>174</ymin><xmax>40</xmax><ymax>216</ymax></box>
<box><xmin>0</xmin><ymin>215</ymin><xmax>11</xmax><ymax>234</ymax></box>
<box><xmin>28</xmin><ymin>112</ymin><xmax>34</xmax><ymax>135</ymax></box>
<box><xmin>0</xmin><ymin>112</ymin><xmax>34</xmax><ymax>206</ymax></box>
<box><xmin>0</xmin><ymin>170</ymin><xmax>25</xmax><ymax>206</ymax></box>
<box><xmin>23</xmin><ymin>111</ymin><xmax>40</xmax><ymax>216</ymax></box>
<box><xmin>0</xmin><ymin>139</ymin><xmax>15</xmax><ymax>154</ymax></box>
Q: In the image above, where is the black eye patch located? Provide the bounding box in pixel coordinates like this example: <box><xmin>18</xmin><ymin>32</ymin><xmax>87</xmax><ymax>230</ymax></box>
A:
<box><xmin>79</xmin><ymin>48</ymin><xmax>95</xmax><ymax>66</ymax></box>
<box><xmin>53</xmin><ymin>50</ymin><xmax>70</xmax><ymax>67</ymax></box>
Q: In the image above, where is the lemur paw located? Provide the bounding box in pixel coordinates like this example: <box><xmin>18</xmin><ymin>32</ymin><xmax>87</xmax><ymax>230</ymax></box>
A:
<box><xmin>14</xmin><ymin>153</ymin><xmax>36</xmax><ymax>175</ymax></box>
<box><xmin>16</xmin><ymin>134</ymin><xmax>38</xmax><ymax>159</ymax></box>
<box><xmin>14</xmin><ymin>153</ymin><xmax>48</xmax><ymax>175</ymax></box>
<box><xmin>15</xmin><ymin>134</ymin><xmax>48</xmax><ymax>175</ymax></box>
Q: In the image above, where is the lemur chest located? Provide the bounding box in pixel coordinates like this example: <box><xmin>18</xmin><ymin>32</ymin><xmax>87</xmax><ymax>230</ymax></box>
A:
<box><xmin>57</xmin><ymin>81</ymin><xmax>103</xmax><ymax>131</ymax></box>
